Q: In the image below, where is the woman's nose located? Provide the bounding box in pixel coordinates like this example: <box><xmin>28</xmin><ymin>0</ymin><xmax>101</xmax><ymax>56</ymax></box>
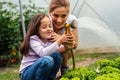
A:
<box><xmin>57</xmin><ymin>17</ymin><xmax>62</xmax><ymax>22</ymax></box>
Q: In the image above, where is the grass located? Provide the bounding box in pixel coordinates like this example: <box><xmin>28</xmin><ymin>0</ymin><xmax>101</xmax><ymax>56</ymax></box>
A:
<box><xmin>0</xmin><ymin>73</ymin><xmax>19</xmax><ymax>80</ymax></box>
<box><xmin>0</xmin><ymin>64</ymin><xmax>20</xmax><ymax>80</ymax></box>
<box><xmin>0</xmin><ymin>52</ymin><xmax>120</xmax><ymax>80</ymax></box>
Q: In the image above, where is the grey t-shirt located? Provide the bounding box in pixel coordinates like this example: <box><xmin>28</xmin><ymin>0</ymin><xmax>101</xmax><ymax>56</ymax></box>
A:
<box><xmin>57</xmin><ymin>15</ymin><xmax>78</xmax><ymax>34</ymax></box>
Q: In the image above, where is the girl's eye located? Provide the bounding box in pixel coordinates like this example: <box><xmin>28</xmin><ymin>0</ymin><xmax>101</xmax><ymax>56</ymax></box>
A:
<box><xmin>41</xmin><ymin>25</ymin><xmax>52</xmax><ymax>29</ymax></box>
<box><xmin>41</xmin><ymin>25</ymin><xmax>46</xmax><ymax>29</ymax></box>
<box><xmin>49</xmin><ymin>25</ymin><xmax>52</xmax><ymax>28</ymax></box>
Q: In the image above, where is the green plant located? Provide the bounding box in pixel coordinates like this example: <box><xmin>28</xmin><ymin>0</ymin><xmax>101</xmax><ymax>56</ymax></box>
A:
<box><xmin>61</xmin><ymin>67</ymin><xmax>96</xmax><ymax>80</ymax></box>
<box><xmin>0</xmin><ymin>72</ymin><xmax>19</xmax><ymax>80</ymax></box>
<box><xmin>0</xmin><ymin>1</ymin><xmax>47</xmax><ymax>66</ymax></box>
<box><xmin>94</xmin><ymin>73</ymin><xmax>120</xmax><ymax>80</ymax></box>
<box><xmin>20</xmin><ymin>0</ymin><xmax>48</xmax><ymax>34</ymax></box>
<box><xmin>0</xmin><ymin>2</ymin><xmax>22</xmax><ymax>66</ymax></box>
<box><xmin>60</xmin><ymin>78</ymin><xmax>69</xmax><ymax>80</ymax></box>
<box><xmin>115</xmin><ymin>57</ymin><xmax>120</xmax><ymax>69</ymax></box>
<box><xmin>94</xmin><ymin>56</ymin><xmax>120</xmax><ymax>80</ymax></box>
<box><xmin>96</xmin><ymin>59</ymin><xmax>116</xmax><ymax>69</ymax></box>
<box><xmin>0</xmin><ymin>2</ymin><xmax>21</xmax><ymax>53</ymax></box>
<box><xmin>100</xmin><ymin>66</ymin><xmax>120</xmax><ymax>75</ymax></box>
<box><xmin>60</xmin><ymin>77</ymin><xmax>80</xmax><ymax>80</ymax></box>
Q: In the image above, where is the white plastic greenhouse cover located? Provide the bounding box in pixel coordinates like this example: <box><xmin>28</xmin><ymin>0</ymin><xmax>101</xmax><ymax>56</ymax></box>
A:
<box><xmin>70</xmin><ymin>0</ymin><xmax>120</xmax><ymax>53</ymax></box>
<box><xmin>2</xmin><ymin>0</ymin><xmax>120</xmax><ymax>52</ymax></box>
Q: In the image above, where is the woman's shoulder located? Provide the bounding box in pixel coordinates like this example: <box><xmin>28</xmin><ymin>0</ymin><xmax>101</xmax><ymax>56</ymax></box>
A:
<box><xmin>68</xmin><ymin>15</ymin><xmax>77</xmax><ymax>20</ymax></box>
<box><xmin>66</xmin><ymin>15</ymin><xmax>78</xmax><ymax>28</ymax></box>
<box><xmin>68</xmin><ymin>14</ymin><xmax>77</xmax><ymax>18</ymax></box>
<box><xmin>66</xmin><ymin>14</ymin><xmax>77</xmax><ymax>23</ymax></box>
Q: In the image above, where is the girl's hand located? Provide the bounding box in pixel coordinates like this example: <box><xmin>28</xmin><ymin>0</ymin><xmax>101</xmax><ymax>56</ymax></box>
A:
<box><xmin>48</xmin><ymin>32</ymin><xmax>61</xmax><ymax>42</ymax></box>
<box><xmin>57</xmin><ymin>45</ymin><xmax>66</xmax><ymax>53</ymax></box>
<box><xmin>56</xmin><ymin>33</ymin><xmax>68</xmax><ymax>46</ymax></box>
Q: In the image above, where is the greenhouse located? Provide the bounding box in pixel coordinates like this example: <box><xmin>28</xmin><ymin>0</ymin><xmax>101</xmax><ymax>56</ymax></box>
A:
<box><xmin>1</xmin><ymin>0</ymin><xmax>120</xmax><ymax>53</ymax></box>
<box><xmin>0</xmin><ymin>0</ymin><xmax>120</xmax><ymax>80</ymax></box>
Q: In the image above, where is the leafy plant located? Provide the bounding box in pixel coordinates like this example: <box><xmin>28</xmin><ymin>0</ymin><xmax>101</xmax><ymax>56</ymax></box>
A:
<box><xmin>100</xmin><ymin>66</ymin><xmax>120</xmax><ymax>75</ymax></box>
<box><xmin>0</xmin><ymin>2</ymin><xmax>21</xmax><ymax>54</ymax></box>
<box><xmin>115</xmin><ymin>57</ymin><xmax>120</xmax><ymax>69</ymax></box>
<box><xmin>96</xmin><ymin>59</ymin><xmax>116</xmax><ymax>69</ymax></box>
<box><xmin>61</xmin><ymin>67</ymin><xmax>96</xmax><ymax>80</ymax></box>
<box><xmin>0</xmin><ymin>1</ymin><xmax>47</xmax><ymax>66</ymax></box>
<box><xmin>94</xmin><ymin>73</ymin><xmax>120</xmax><ymax>80</ymax></box>
<box><xmin>19</xmin><ymin>0</ymin><xmax>48</xmax><ymax>35</ymax></box>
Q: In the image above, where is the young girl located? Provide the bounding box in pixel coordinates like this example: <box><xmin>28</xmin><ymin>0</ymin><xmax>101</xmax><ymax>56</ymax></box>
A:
<box><xmin>19</xmin><ymin>13</ymin><xmax>68</xmax><ymax>80</ymax></box>
<box><xmin>48</xmin><ymin>0</ymin><xmax>78</xmax><ymax>76</ymax></box>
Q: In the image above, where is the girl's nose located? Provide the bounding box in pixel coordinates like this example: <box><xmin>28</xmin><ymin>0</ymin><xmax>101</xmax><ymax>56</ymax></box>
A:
<box><xmin>47</xmin><ymin>26</ymin><xmax>52</xmax><ymax>30</ymax></box>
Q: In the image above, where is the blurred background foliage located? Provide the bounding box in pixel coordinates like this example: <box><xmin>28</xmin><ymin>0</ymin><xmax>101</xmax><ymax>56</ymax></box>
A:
<box><xmin>0</xmin><ymin>1</ymin><xmax>47</xmax><ymax>66</ymax></box>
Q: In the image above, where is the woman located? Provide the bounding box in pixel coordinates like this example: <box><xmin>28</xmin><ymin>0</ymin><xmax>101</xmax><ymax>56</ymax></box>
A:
<box><xmin>19</xmin><ymin>13</ymin><xmax>69</xmax><ymax>80</ymax></box>
<box><xmin>48</xmin><ymin>0</ymin><xmax>78</xmax><ymax>76</ymax></box>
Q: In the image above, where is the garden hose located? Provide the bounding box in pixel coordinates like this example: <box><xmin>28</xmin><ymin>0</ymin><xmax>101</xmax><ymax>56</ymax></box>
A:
<box><xmin>71</xmin><ymin>49</ymin><xmax>75</xmax><ymax>69</ymax></box>
<box><xmin>65</xmin><ymin>23</ymin><xmax>76</xmax><ymax>69</ymax></box>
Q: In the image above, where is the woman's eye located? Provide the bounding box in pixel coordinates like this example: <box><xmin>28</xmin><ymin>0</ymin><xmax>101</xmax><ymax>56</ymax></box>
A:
<box><xmin>62</xmin><ymin>15</ymin><xmax>67</xmax><ymax>18</ymax></box>
<box><xmin>53</xmin><ymin>14</ymin><xmax>58</xmax><ymax>18</ymax></box>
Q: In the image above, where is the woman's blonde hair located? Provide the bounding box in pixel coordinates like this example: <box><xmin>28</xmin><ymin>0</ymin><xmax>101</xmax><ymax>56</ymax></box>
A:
<box><xmin>48</xmin><ymin>0</ymin><xmax>70</xmax><ymax>13</ymax></box>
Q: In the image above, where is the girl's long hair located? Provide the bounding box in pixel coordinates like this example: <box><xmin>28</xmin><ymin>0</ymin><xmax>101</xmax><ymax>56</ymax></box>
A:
<box><xmin>20</xmin><ymin>13</ymin><xmax>47</xmax><ymax>55</ymax></box>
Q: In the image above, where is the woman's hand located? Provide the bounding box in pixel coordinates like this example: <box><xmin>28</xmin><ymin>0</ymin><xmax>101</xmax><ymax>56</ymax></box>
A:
<box><xmin>63</xmin><ymin>32</ymin><xmax>74</xmax><ymax>49</ymax></box>
<box><xmin>65</xmin><ymin>32</ymin><xmax>78</xmax><ymax>49</ymax></box>
<box><xmin>66</xmin><ymin>33</ymin><xmax>74</xmax><ymax>44</ymax></box>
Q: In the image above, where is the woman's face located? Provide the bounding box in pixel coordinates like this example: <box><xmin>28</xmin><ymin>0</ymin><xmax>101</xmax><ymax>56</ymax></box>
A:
<box><xmin>50</xmin><ymin>7</ymin><xmax>69</xmax><ymax>31</ymax></box>
<box><xmin>39</xmin><ymin>16</ymin><xmax>53</xmax><ymax>43</ymax></box>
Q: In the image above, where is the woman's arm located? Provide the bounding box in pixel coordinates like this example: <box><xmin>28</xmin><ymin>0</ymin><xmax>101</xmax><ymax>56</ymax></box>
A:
<box><xmin>67</xmin><ymin>15</ymin><xmax>78</xmax><ymax>49</ymax></box>
<box><xmin>72</xmin><ymin>28</ymin><xmax>78</xmax><ymax>49</ymax></box>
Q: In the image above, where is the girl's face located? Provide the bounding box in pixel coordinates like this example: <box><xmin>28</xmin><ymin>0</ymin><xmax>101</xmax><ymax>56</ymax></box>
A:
<box><xmin>50</xmin><ymin>7</ymin><xmax>69</xmax><ymax>31</ymax></box>
<box><xmin>39</xmin><ymin>16</ymin><xmax>53</xmax><ymax>43</ymax></box>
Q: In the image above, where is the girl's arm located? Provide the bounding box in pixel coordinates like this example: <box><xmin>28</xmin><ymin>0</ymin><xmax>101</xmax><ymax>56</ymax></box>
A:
<box><xmin>30</xmin><ymin>36</ymin><xmax>59</xmax><ymax>57</ymax></box>
<box><xmin>30</xmin><ymin>35</ymin><xmax>67</xmax><ymax>57</ymax></box>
